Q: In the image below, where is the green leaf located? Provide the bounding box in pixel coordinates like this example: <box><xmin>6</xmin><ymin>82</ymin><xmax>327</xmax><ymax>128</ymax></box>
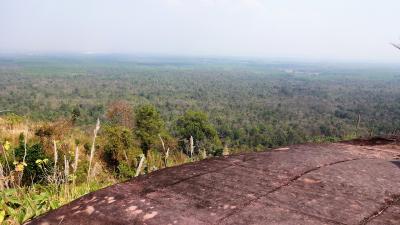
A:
<box><xmin>23</xmin><ymin>207</ymin><xmax>35</xmax><ymax>222</ymax></box>
<box><xmin>17</xmin><ymin>210</ymin><xmax>25</xmax><ymax>224</ymax></box>
<box><xmin>49</xmin><ymin>200</ymin><xmax>59</xmax><ymax>209</ymax></box>
<box><xmin>3</xmin><ymin>188</ymin><xmax>17</xmax><ymax>196</ymax></box>
<box><xmin>0</xmin><ymin>210</ymin><xmax>5</xmax><ymax>224</ymax></box>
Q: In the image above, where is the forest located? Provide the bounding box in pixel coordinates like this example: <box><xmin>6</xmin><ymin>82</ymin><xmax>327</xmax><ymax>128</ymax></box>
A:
<box><xmin>2</xmin><ymin>56</ymin><xmax>400</xmax><ymax>143</ymax></box>
<box><xmin>0</xmin><ymin>55</ymin><xmax>400</xmax><ymax>223</ymax></box>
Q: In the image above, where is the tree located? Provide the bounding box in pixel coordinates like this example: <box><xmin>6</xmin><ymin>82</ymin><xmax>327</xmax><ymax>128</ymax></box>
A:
<box><xmin>106</xmin><ymin>100</ymin><xmax>134</xmax><ymax>129</ymax></box>
<box><xmin>71</xmin><ymin>107</ymin><xmax>81</xmax><ymax>124</ymax></box>
<box><xmin>101</xmin><ymin>124</ymin><xmax>141</xmax><ymax>178</ymax></box>
<box><xmin>176</xmin><ymin>110</ymin><xmax>221</xmax><ymax>155</ymax></box>
<box><xmin>135</xmin><ymin>105</ymin><xmax>166</xmax><ymax>157</ymax></box>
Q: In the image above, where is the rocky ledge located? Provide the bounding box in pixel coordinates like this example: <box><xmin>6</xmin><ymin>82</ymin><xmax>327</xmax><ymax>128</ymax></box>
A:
<box><xmin>27</xmin><ymin>138</ymin><xmax>400</xmax><ymax>225</ymax></box>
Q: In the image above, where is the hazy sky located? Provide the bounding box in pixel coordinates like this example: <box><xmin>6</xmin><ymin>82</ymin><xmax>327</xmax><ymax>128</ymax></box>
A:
<box><xmin>1</xmin><ymin>0</ymin><xmax>400</xmax><ymax>62</ymax></box>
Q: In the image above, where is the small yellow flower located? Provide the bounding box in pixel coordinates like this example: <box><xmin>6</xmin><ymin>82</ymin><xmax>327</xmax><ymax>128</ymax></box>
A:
<box><xmin>15</xmin><ymin>163</ymin><xmax>25</xmax><ymax>172</ymax></box>
<box><xmin>3</xmin><ymin>141</ymin><xmax>11</xmax><ymax>151</ymax></box>
<box><xmin>14</xmin><ymin>161</ymin><xmax>27</xmax><ymax>172</ymax></box>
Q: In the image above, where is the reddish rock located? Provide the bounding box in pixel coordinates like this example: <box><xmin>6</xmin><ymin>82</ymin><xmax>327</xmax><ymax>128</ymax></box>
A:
<box><xmin>26</xmin><ymin>141</ymin><xmax>400</xmax><ymax>225</ymax></box>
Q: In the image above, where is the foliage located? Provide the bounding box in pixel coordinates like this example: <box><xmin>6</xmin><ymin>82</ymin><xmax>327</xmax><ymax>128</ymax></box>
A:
<box><xmin>14</xmin><ymin>135</ymin><xmax>50</xmax><ymax>184</ymax></box>
<box><xmin>117</xmin><ymin>162</ymin><xmax>136</xmax><ymax>179</ymax></box>
<box><xmin>105</xmin><ymin>100</ymin><xmax>135</xmax><ymax>129</ymax></box>
<box><xmin>1</xmin><ymin>56</ymin><xmax>398</xmax><ymax>149</ymax></box>
<box><xmin>135</xmin><ymin>104</ymin><xmax>166</xmax><ymax>156</ymax></box>
<box><xmin>176</xmin><ymin>110</ymin><xmax>221</xmax><ymax>155</ymax></box>
<box><xmin>34</xmin><ymin>120</ymin><xmax>73</xmax><ymax>155</ymax></box>
<box><xmin>0</xmin><ymin>182</ymin><xmax>111</xmax><ymax>224</ymax></box>
<box><xmin>71</xmin><ymin>106</ymin><xmax>81</xmax><ymax>124</ymax></box>
<box><xmin>100</xmin><ymin>124</ymin><xmax>141</xmax><ymax>177</ymax></box>
<box><xmin>2</xmin><ymin>113</ymin><xmax>25</xmax><ymax>129</ymax></box>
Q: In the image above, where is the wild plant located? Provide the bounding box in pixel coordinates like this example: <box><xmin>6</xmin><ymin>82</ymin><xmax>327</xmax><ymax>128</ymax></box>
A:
<box><xmin>87</xmin><ymin>118</ymin><xmax>100</xmax><ymax>183</ymax></box>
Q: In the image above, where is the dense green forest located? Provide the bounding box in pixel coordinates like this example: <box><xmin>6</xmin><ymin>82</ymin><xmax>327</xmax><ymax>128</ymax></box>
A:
<box><xmin>1</xmin><ymin>56</ymin><xmax>400</xmax><ymax>148</ymax></box>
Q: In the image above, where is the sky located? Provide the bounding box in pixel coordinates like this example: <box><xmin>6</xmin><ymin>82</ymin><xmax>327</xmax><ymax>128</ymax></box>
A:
<box><xmin>1</xmin><ymin>0</ymin><xmax>400</xmax><ymax>63</ymax></box>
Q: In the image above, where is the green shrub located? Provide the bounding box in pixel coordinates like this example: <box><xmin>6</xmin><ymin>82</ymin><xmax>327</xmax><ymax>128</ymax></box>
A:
<box><xmin>117</xmin><ymin>162</ymin><xmax>136</xmax><ymax>179</ymax></box>
<box><xmin>135</xmin><ymin>104</ymin><xmax>166</xmax><ymax>157</ymax></box>
<box><xmin>175</xmin><ymin>110</ymin><xmax>222</xmax><ymax>155</ymax></box>
<box><xmin>14</xmin><ymin>134</ymin><xmax>51</xmax><ymax>184</ymax></box>
<box><xmin>101</xmin><ymin>124</ymin><xmax>142</xmax><ymax>176</ymax></box>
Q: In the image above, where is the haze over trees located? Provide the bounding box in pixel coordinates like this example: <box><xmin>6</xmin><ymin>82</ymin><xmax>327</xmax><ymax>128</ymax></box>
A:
<box><xmin>1</xmin><ymin>56</ymin><xmax>399</xmax><ymax>146</ymax></box>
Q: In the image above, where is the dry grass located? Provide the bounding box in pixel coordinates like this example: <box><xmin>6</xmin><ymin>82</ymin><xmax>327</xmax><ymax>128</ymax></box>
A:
<box><xmin>0</xmin><ymin>116</ymin><xmax>190</xmax><ymax>224</ymax></box>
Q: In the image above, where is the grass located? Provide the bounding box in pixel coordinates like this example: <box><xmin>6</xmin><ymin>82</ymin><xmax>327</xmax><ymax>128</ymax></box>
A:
<box><xmin>0</xmin><ymin>116</ymin><xmax>192</xmax><ymax>224</ymax></box>
<box><xmin>0</xmin><ymin>181</ymin><xmax>111</xmax><ymax>224</ymax></box>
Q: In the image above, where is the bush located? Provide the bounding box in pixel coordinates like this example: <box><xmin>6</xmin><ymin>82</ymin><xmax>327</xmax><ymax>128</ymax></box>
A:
<box><xmin>100</xmin><ymin>124</ymin><xmax>142</xmax><ymax>176</ymax></box>
<box><xmin>135</xmin><ymin>105</ymin><xmax>166</xmax><ymax>157</ymax></box>
<box><xmin>14</xmin><ymin>135</ymin><xmax>51</xmax><ymax>185</ymax></box>
<box><xmin>176</xmin><ymin>110</ymin><xmax>221</xmax><ymax>155</ymax></box>
<box><xmin>117</xmin><ymin>162</ymin><xmax>136</xmax><ymax>179</ymax></box>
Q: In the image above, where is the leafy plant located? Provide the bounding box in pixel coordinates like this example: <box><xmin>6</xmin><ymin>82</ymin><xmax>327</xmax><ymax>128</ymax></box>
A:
<box><xmin>135</xmin><ymin>104</ymin><xmax>166</xmax><ymax>157</ymax></box>
<box><xmin>14</xmin><ymin>138</ymin><xmax>49</xmax><ymax>185</ymax></box>
<box><xmin>176</xmin><ymin>110</ymin><xmax>221</xmax><ymax>155</ymax></box>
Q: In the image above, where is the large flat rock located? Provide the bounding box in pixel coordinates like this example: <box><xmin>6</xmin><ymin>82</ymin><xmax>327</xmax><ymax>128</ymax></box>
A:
<box><xmin>27</xmin><ymin>140</ymin><xmax>400</xmax><ymax>225</ymax></box>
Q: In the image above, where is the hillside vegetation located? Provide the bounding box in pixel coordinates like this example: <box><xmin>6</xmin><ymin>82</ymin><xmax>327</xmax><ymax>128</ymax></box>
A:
<box><xmin>0</xmin><ymin>56</ymin><xmax>399</xmax><ymax>223</ymax></box>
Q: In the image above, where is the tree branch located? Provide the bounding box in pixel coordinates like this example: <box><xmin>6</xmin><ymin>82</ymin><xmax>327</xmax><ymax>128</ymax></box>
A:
<box><xmin>391</xmin><ymin>43</ymin><xmax>400</xmax><ymax>50</ymax></box>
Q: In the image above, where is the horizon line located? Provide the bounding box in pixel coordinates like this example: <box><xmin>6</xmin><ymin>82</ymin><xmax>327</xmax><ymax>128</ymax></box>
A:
<box><xmin>0</xmin><ymin>51</ymin><xmax>399</xmax><ymax>65</ymax></box>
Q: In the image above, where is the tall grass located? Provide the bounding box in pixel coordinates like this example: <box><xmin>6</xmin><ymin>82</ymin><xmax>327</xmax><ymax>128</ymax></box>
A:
<box><xmin>0</xmin><ymin>117</ymin><xmax>191</xmax><ymax>224</ymax></box>
<box><xmin>87</xmin><ymin>118</ymin><xmax>100</xmax><ymax>184</ymax></box>
<box><xmin>0</xmin><ymin>181</ymin><xmax>112</xmax><ymax>224</ymax></box>
<box><xmin>0</xmin><ymin>118</ymin><xmax>110</xmax><ymax>224</ymax></box>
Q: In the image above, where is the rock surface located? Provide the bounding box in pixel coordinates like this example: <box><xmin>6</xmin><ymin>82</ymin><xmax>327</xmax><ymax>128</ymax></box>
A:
<box><xmin>27</xmin><ymin>139</ymin><xmax>400</xmax><ymax>225</ymax></box>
